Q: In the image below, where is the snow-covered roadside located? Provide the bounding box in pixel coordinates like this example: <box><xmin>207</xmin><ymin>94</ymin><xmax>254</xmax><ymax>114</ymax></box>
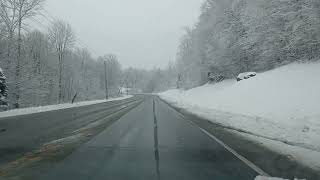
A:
<box><xmin>159</xmin><ymin>62</ymin><xmax>320</xmax><ymax>171</ymax></box>
<box><xmin>255</xmin><ymin>176</ymin><xmax>305</xmax><ymax>180</ymax></box>
<box><xmin>240</xmin><ymin>130</ymin><xmax>320</xmax><ymax>173</ymax></box>
<box><xmin>0</xmin><ymin>96</ymin><xmax>133</xmax><ymax>118</ymax></box>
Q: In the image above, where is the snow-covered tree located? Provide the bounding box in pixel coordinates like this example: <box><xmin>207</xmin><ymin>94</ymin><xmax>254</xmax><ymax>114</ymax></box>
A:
<box><xmin>48</xmin><ymin>20</ymin><xmax>75</xmax><ymax>103</ymax></box>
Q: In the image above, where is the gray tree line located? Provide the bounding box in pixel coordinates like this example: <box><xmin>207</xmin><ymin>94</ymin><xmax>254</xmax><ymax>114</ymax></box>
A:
<box><xmin>0</xmin><ymin>0</ymin><xmax>124</xmax><ymax>109</ymax></box>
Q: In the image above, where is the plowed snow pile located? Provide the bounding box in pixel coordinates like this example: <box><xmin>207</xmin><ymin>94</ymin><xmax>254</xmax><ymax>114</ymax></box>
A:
<box><xmin>0</xmin><ymin>96</ymin><xmax>132</xmax><ymax>118</ymax></box>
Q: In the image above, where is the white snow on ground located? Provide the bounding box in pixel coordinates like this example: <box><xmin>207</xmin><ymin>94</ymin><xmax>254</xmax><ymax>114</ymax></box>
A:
<box><xmin>0</xmin><ymin>96</ymin><xmax>133</xmax><ymax>118</ymax></box>
<box><xmin>159</xmin><ymin>62</ymin><xmax>320</xmax><ymax>170</ymax></box>
<box><xmin>255</xmin><ymin>176</ymin><xmax>288</xmax><ymax>180</ymax></box>
<box><xmin>242</xmin><ymin>130</ymin><xmax>320</xmax><ymax>174</ymax></box>
<box><xmin>255</xmin><ymin>176</ymin><xmax>305</xmax><ymax>180</ymax></box>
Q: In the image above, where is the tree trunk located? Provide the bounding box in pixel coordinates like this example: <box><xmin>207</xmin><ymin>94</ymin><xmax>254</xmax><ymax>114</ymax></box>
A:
<box><xmin>104</xmin><ymin>61</ymin><xmax>108</xmax><ymax>99</ymax></box>
<box><xmin>15</xmin><ymin>15</ymin><xmax>23</xmax><ymax>108</ymax></box>
<box><xmin>58</xmin><ymin>52</ymin><xmax>63</xmax><ymax>103</ymax></box>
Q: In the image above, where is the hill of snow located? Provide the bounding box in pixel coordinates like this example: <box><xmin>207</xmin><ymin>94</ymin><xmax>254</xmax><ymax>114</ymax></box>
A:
<box><xmin>159</xmin><ymin>62</ymin><xmax>320</xmax><ymax>171</ymax></box>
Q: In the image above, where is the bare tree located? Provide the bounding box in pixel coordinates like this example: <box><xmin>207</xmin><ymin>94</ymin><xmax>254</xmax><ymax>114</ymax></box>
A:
<box><xmin>26</xmin><ymin>30</ymin><xmax>47</xmax><ymax>74</ymax></box>
<box><xmin>16</xmin><ymin>0</ymin><xmax>44</xmax><ymax>108</ymax></box>
<box><xmin>74</xmin><ymin>48</ymin><xmax>91</xmax><ymax>99</ymax></box>
<box><xmin>48</xmin><ymin>20</ymin><xmax>75</xmax><ymax>103</ymax></box>
<box><xmin>0</xmin><ymin>0</ymin><xmax>19</xmax><ymax>65</ymax></box>
<box><xmin>0</xmin><ymin>0</ymin><xmax>44</xmax><ymax>108</ymax></box>
<box><xmin>102</xmin><ymin>54</ymin><xmax>117</xmax><ymax>99</ymax></box>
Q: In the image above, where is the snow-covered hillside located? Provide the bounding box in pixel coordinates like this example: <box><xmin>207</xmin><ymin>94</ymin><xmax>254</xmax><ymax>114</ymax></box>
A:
<box><xmin>159</xmin><ymin>62</ymin><xmax>320</xmax><ymax>170</ymax></box>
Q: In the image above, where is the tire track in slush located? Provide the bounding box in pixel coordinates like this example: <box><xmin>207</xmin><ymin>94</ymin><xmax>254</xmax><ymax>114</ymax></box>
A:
<box><xmin>153</xmin><ymin>99</ymin><xmax>161</xmax><ymax>180</ymax></box>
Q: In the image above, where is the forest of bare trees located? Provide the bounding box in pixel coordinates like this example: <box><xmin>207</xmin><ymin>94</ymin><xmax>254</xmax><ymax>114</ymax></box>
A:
<box><xmin>0</xmin><ymin>0</ymin><xmax>127</xmax><ymax>109</ymax></box>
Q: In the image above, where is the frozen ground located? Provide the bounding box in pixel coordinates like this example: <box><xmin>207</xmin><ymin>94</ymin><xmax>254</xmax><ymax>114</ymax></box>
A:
<box><xmin>255</xmin><ymin>176</ymin><xmax>305</xmax><ymax>180</ymax></box>
<box><xmin>0</xmin><ymin>96</ymin><xmax>132</xmax><ymax>118</ymax></box>
<box><xmin>159</xmin><ymin>62</ymin><xmax>320</xmax><ymax>171</ymax></box>
<box><xmin>255</xmin><ymin>176</ymin><xmax>287</xmax><ymax>180</ymax></box>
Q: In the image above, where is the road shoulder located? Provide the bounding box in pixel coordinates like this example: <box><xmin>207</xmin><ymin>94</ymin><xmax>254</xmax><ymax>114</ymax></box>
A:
<box><xmin>158</xmin><ymin>97</ymin><xmax>320</xmax><ymax>180</ymax></box>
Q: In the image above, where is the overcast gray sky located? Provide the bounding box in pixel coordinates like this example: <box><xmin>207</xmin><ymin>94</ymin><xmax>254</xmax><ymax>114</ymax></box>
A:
<box><xmin>43</xmin><ymin>0</ymin><xmax>203</xmax><ymax>69</ymax></box>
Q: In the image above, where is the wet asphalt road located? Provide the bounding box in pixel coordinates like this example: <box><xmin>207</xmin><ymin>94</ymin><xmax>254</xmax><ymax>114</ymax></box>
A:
<box><xmin>30</xmin><ymin>96</ymin><xmax>260</xmax><ymax>180</ymax></box>
<box><xmin>0</xmin><ymin>97</ymin><xmax>141</xmax><ymax>166</ymax></box>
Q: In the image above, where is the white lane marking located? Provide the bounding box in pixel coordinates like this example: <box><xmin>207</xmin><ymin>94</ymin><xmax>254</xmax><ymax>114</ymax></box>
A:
<box><xmin>157</xmin><ymin>98</ymin><xmax>271</xmax><ymax>177</ymax></box>
<box><xmin>198</xmin><ymin>125</ymin><xmax>270</xmax><ymax>176</ymax></box>
<box><xmin>185</xmin><ymin>115</ymin><xmax>270</xmax><ymax>177</ymax></box>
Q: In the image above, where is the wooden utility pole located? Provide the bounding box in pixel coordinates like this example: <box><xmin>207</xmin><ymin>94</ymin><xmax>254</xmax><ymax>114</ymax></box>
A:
<box><xmin>104</xmin><ymin>61</ymin><xmax>109</xmax><ymax>99</ymax></box>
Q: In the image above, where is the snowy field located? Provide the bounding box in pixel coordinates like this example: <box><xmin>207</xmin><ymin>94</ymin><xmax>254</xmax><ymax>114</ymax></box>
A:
<box><xmin>159</xmin><ymin>62</ymin><xmax>320</xmax><ymax>171</ymax></box>
<box><xmin>0</xmin><ymin>96</ymin><xmax>133</xmax><ymax>118</ymax></box>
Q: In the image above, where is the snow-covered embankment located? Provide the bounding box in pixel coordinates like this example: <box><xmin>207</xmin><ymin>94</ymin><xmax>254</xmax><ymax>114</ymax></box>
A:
<box><xmin>159</xmin><ymin>62</ymin><xmax>320</xmax><ymax>170</ymax></box>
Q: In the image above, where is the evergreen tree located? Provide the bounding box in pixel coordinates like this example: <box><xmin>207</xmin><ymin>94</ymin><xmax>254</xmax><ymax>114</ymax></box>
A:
<box><xmin>0</xmin><ymin>67</ymin><xmax>8</xmax><ymax>108</ymax></box>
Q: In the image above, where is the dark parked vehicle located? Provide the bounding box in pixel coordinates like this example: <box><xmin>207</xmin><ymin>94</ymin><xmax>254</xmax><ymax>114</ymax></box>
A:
<box><xmin>237</xmin><ymin>72</ymin><xmax>257</xmax><ymax>82</ymax></box>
